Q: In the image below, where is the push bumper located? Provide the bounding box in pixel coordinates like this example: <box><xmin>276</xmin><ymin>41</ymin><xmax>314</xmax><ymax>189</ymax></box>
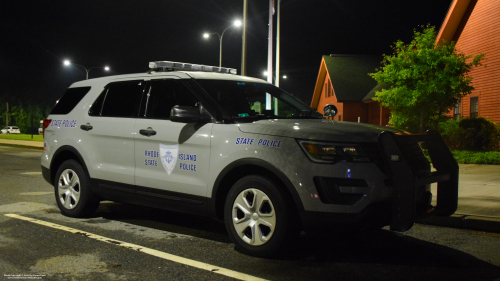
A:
<box><xmin>378</xmin><ymin>130</ymin><xmax>459</xmax><ymax>232</ymax></box>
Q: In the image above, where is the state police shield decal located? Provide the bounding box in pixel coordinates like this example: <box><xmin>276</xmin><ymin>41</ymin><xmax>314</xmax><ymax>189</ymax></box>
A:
<box><xmin>159</xmin><ymin>144</ymin><xmax>179</xmax><ymax>175</ymax></box>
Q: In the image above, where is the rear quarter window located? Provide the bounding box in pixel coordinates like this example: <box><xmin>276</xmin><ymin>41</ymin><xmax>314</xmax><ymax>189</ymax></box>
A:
<box><xmin>50</xmin><ymin>87</ymin><xmax>91</xmax><ymax>115</ymax></box>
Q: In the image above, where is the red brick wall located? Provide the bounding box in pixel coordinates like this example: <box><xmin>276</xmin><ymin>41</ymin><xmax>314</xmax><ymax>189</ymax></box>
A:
<box><xmin>343</xmin><ymin>102</ymin><xmax>368</xmax><ymax>123</ymax></box>
<box><xmin>367</xmin><ymin>102</ymin><xmax>381</xmax><ymax>125</ymax></box>
<box><xmin>454</xmin><ymin>0</ymin><xmax>500</xmax><ymax>122</ymax></box>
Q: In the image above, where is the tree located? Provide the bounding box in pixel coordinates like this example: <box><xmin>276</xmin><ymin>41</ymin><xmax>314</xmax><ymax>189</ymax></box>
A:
<box><xmin>370</xmin><ymin>25</ymin><xmax>485</xmax><ymax>133</ymax></box>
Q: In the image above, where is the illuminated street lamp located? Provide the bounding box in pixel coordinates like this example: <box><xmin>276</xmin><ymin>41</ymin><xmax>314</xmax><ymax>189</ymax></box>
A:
<box><xmin>63</xmin><ymin>60</ymin><xmax>110</xmax><ymax>80</ymax></box>
<box><xmin>203</xmin><ymin>20</ymin><xmax>242</xmax><ymax>67</ymax></box>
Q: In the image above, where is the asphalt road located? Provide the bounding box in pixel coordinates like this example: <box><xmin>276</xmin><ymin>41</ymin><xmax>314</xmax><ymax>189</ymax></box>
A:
<box><xmin>0</xmin><ymin>145</ymin><xmax>499</xmax><ymax>281</ymax></box>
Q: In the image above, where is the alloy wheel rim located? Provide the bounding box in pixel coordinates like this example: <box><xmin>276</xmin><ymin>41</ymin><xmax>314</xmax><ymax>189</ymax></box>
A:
<box><xmin>232</xmin><ymin>188</ymin><xmax>276</xmax><ymax>246</ymax></box>
<box><xmin>58</xmin><ymin>169</ymin><xmax>81</xmax><ymax>209</ymax></box>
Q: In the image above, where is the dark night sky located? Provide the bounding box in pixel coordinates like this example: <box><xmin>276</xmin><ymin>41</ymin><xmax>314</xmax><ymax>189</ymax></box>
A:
<box><xmin>1</xmin><ymin>0</ymin><xmax>452</xmax><ymax>106</ymax></box>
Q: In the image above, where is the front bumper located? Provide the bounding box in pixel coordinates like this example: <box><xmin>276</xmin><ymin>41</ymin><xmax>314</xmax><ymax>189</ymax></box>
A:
<box><xmin>378</xmin><ymin>130</ymin><xmax>459</xmax><ymax>232</ymax></box>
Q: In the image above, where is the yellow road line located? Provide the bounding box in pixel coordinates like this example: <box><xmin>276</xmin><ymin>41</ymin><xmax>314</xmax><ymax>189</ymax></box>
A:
<box><xmin>5</xmin><ymin>214</ymin><xmax>268</xmax><ymax>281</ymax></box>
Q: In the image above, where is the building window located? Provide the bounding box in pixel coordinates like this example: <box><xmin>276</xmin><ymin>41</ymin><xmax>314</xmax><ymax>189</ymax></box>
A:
<box><xmin>470</xmin><ymin>97</ymin><xmax>478</xmax><ymax>118</ymax></box>
<box><xmin>454</xmin><ymin>100</ymin><xmax>461</xmax><ymax>120</ymax></box>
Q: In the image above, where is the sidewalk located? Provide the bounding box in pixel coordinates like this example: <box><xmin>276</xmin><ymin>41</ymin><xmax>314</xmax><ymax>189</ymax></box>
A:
<box><xmin>419</xmin><ymin>164</ymin><xmax>500</xmax><ymax>233</ymax></box>
<box><xmin>1</xmin><ymin>139</ymin><xmax>499</xmax><ymax>233</ymax></box>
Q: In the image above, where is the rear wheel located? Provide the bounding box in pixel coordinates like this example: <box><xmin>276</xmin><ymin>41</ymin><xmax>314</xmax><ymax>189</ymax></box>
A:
<box><xmin>224</xmin><ymin>175</ymin><xmax>299</xmax><ymax>257</ymax></box>
<box><xmin>54</xmin><ymin>159</ymin><xmax>99</xmax><ymax>217</ymax></box>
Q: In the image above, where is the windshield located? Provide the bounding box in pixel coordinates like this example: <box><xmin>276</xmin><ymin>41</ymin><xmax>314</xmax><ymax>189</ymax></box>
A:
<box><xmin>195</xmin><ymin>79</ymin><xmax>323</xmax><ymax>121</ymax></box>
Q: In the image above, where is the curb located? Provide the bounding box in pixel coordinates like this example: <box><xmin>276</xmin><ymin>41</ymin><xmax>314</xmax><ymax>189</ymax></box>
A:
<box><xmin>0</xmin><ymin>140</ymin><xmax>44</xmax><ymax>150</ymax></box>
<box><xmin>417</xmin><ymin>214</ymin><xmax>500</xmax><ymax>233</ymax></box>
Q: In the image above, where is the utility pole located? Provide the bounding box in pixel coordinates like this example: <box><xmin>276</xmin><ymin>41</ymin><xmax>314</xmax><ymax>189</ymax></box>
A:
<box><xmin>5</xmin><ymin>102</ymin><xmax>8</xmax><ymax>127</ymax></box>
<box><xmin>241</xmin><ymin>0</ymin><xmax>248</xmax><ymax>76</ymax></box>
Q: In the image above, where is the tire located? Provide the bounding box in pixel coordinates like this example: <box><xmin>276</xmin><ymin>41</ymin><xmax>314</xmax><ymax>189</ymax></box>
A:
<box><xmin>224</xmin><ymin>175</ymin><xmax>299</xmax><ymax>257</ymax></box>
<box><xmin>54</xmin><ymin>159</ymin><xmax>99</xmax><ymax>217</ymax></box>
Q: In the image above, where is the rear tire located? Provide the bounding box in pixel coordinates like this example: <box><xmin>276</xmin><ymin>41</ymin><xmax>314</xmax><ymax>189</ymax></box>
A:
<box><xmin>54</xmin><ymin>159</ymin><xmax>99</xmax><ymax>217</ymax></box>
<box><xmin>224</xmin><ymin>175</ymin><xmax>299</xmax><ymax>257</ymax></box>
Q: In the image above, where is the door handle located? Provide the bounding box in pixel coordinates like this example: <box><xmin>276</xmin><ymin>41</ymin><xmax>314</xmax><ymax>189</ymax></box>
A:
<box><xmin>80</xmin><ymin>123</ymin><xmax>93</xmax><ymax>131</ymax></box>
<box><xmin>139</xmin><ymin>127</ymin><xmax>157</xmax><ymax>137</ymax></box>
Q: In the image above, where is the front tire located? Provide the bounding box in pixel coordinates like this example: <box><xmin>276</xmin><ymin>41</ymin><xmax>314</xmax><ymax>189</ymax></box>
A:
<box><xmin>54</xmin><ymin>159</ymin><xmax>99</xmax><ymax>217</ymax></box>
<box><xmin>224</xmin><ymin>175</ymin><xmax>299</xmax><ymax>257</ymax></box>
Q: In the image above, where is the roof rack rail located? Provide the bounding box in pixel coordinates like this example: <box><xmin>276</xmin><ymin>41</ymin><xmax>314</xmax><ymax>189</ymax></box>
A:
<box><xmin>148</xmin><ymin>61</ymin><xmax>237</xmax><ymax>74</ymax></box>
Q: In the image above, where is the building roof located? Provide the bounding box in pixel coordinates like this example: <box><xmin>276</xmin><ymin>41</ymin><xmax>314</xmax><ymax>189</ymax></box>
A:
<box><xmin>310</xmin><ymin>54</ymin><xmax>381</xmax><ymax>108</ymax></box>
<box><xmin>362</xmin><ymin>82</ymin><xmax>389</xmax><ymax>102</ymax></box>
<box><xmin>436</xmin><ymin>0</ymin><xmax>474</xmax><ymax>44</ymax></box>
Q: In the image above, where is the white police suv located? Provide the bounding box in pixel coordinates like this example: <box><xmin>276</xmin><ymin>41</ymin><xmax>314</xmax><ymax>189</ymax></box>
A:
<box><xmin>41</xmin><ymin>61</ymin><xmax>458</xmax><ymax>257</ymax></box>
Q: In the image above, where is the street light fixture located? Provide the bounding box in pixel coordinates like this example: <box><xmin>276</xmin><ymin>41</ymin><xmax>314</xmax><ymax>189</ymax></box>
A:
<box><xmin>63</xmin><ymin>60</ymin><xmax>110</xmax><ymax>80</ymax></box>
<box><xmin>203</xmin><ymin>20</ymin><xmax>242</xmax><ymax>67</ymax></box>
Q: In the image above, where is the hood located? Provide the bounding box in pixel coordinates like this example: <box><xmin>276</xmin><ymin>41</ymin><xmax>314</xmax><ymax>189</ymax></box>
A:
<box><xmin>237</xmin><ymin>119</ymin><xmax>403</xmax><ymax>143</ymax></box>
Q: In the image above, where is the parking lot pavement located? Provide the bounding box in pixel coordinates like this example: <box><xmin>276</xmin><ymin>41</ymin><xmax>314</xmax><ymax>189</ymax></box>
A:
<box><xmin>0</xmin><ymin>145</ymin><xmax>500</xmax><ymax>280</ymax></box>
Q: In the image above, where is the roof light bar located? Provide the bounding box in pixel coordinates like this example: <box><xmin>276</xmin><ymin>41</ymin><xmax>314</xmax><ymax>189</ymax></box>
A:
<box><xmin>149</xmin><ymin>61</ymin><xmax>237</xmax><ymax>74</ymax></box>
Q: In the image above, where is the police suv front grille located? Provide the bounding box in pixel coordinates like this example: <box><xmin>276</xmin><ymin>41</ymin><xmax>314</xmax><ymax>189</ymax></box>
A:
<box><xmin>314</xmin><ymin>177</ymin><xmax>366</xmax><ymax>205</ymax></box>
<box><xmin>362</xmin><ymin>143</ymin><xmax>388</xmax><ymax>174</ymax></box>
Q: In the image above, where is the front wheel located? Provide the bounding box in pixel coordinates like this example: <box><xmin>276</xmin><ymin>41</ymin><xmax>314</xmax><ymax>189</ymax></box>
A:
<box><xmin>54</xmin><ymin>159</ymin><xmax>99</xmax><ymax>217</ymax></box>
<box><xmin>224</xmin><ymin>175</ymin><xmax>299</xmax><ymax>257</ymax></box>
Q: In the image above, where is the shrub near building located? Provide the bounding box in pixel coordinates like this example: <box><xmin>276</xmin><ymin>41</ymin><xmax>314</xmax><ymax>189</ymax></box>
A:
<box><xmin>436</xmin><ymin>117</ymin><xmax>500</xmax><ymax>164</ymax></box>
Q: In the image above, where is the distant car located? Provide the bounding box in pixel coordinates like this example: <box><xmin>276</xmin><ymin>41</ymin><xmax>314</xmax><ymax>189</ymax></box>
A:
<box><xmin>1</xmin><ymin>126</ymin><xmax>21</xmax><ymax>134</ymax></box>
<box><xmin>38</xmin><ymin>120</ymin><xmax>43</xmax><ymax>135</ymax></box>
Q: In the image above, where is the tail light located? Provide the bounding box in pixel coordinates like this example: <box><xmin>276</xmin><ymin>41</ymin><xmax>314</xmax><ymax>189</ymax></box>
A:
<box><xmin>42</xmin><ymin>119</ymin><xmax>52</xmax><ymax>137</ymax></box>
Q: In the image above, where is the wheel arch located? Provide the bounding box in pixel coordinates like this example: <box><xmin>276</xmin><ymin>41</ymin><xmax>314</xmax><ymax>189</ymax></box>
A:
<box><xmin>209</xmin><ymin>158</ymin><xmax>304</xmax><ymax>221</ymax></box>
<box><xmin>50</xmin><ymin>146</ymin><xmax>89</xmax><ymax>184</ymax></box>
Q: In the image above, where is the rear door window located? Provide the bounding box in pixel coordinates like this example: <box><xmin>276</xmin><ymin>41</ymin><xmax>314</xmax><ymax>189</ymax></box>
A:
<box><xmin>89</xmin><ymin>80</ymin><xmax>145</xmax><ymax>117</ymax></box>
<box><xmin>51</xmin><ymin>87</ymin><xmax>91</xmax><ymax>115</ymax></box>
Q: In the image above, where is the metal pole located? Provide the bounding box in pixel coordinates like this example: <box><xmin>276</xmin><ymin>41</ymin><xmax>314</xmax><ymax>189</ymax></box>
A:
<box><xmin>274</xmin><ymin>0</ymin><xmax>280</xmax><ymax>115</ymax></box>
<box><xmin>241</xmin><ymin>0</ymin><xmax>248</xmax><ymax>76</ymax></box>
<box><xmin>219</xmin><ymin>35</ymin><xmax>223</xmax><ymax>67</ymax></box>
<box><xmin>275</xmin><ymin>0</ymin><xmax>280</xmax><ymax>88</ymax></box>
<box><xmin>266</xmin><ymin>0</ymin><xmax>274</xmax><ymax>110</ymax></box>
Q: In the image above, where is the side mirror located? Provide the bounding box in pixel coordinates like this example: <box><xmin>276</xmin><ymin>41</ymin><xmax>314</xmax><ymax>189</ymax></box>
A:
<box><xmin>323</xmin><ymin>104</ymin><xmax>338</xmax><ymax>117</ymax></box>
<box><xmin>170</xmin><ymin>106</ymin><xmax>211</xmax><ymax>123</ymax></box>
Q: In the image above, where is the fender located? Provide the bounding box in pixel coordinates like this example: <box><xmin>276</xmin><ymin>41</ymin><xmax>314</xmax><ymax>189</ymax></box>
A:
<box><xmin>50</xmin><ymin>145</ymin><xmax>89</xmax><ymax>183</ymax></box>
<box><xmin>208</xmin><ymin>158</ymin><xmax>305</xmax><ymax>218</ymax></box>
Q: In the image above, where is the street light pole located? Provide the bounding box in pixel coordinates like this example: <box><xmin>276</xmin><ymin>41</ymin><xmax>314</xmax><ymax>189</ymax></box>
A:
<box><xmin>241</xmin><ymin>0</ymin><xmax>248</xmax><ymax>76</ymax></box>
<box><xmin>63</xmin><ymin>60</ymin><xmax>110</xmax><ymax>80</ymax></box>
<box><xmin>203</xmin><ymin>20</ymin><xmax>241</xmax><ymax>67</ymax></box>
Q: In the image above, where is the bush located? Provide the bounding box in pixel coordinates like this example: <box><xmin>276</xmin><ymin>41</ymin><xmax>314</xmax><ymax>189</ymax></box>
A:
<box><xmin>437</xmin><ymin>119</ymin><xmax>462</xmax><ymax>149</ymax></box>
<box><xmin>437</xmin><ymin>117</ymin><xmax>500</xmax><ymax>151</ymax></box>
<box><xmin>459</xmin><ymin>117</ymin><xmax>500</xmax><ymax>151</ymax></box>
<box><xmin>451</xmin><ymin>150</ymin><xmax>500</xmax><ymax>164</ymax></box>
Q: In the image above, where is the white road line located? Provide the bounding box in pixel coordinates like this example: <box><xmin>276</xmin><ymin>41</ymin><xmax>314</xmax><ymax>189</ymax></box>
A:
<box><xmin>5</xmin><ymin>214</ymin><xmax>268</xmax><ymax>281</ymax></box>
<box><xmin>18</xmin><ymin>192</ymin><xmax>53</xmax><ymax>196</ymax></box>
<box><xmin>20</xmin><ymin>172</ymin><xmax>42</xmax><ymax>175</ymax></box>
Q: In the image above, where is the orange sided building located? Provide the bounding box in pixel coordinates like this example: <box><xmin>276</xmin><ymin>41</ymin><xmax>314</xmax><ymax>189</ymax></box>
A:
<box><xmin>310</xmin><ymin>54</ymin><xmax>390</xmax><ymax>125</ymax></box>
<box><xmin>437</xmin><ymin>0</ymin><xmax>500</xmax><ymax>121</ymax></box>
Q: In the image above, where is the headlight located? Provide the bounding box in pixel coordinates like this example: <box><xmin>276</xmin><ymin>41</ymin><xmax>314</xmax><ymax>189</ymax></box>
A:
<box><xmin>297</xmin><ymin>140</ymin><xmax>370</xmax><ymax>164</ymax></box>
